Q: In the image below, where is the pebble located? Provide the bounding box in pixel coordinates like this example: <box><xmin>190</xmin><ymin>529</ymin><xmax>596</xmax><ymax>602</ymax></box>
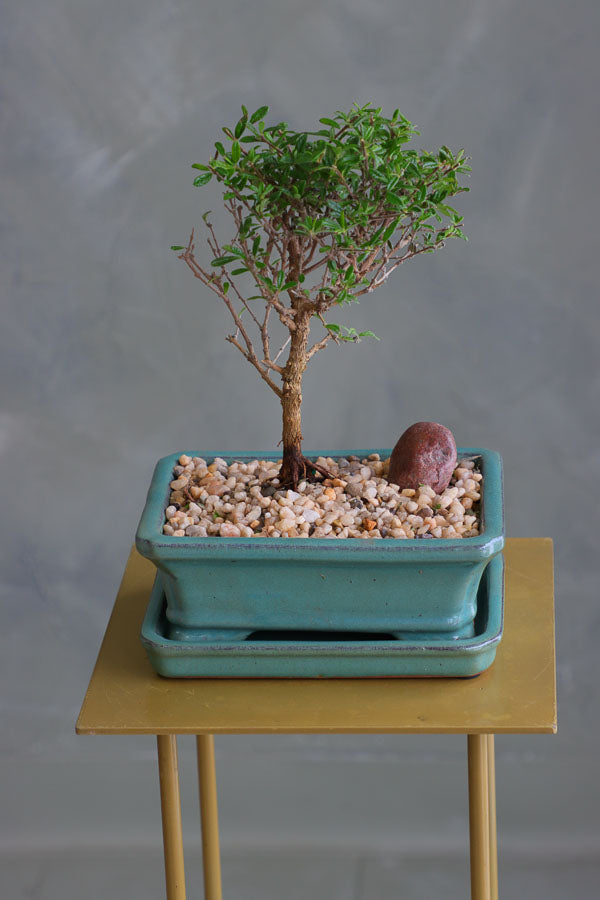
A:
<box><xmin>205</xmin><ymin>478</ymin><xmax>228</xmax><ymax>496</ymax></box>
<box><xmin>345</xmin><ymin>483</ymin><xmax>363</xmax><ymax>497</ymax></box>
<box><xmin>302</xmin><ymin>508</ymin><xmax>320</xmax><ymax>524</ymax></box>
<box><xmin>388</xmin><ymin>422</ymin><xmax>457</xmax><ymax>494</ymax></box>
<box><xmin>220</xmin><ymin>522</ymin><xmax>241</xmax><ymax>537</ymax></box>
<box><xmin>163</xmin><ymin>453</ymin><xmax>482</xmax><ymax>540</ymax></box>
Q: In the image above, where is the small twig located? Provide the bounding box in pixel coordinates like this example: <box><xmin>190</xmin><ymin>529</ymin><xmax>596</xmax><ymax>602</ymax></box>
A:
<box><xmin>272</xmin><ymin>335</ymin><xmax>291</xmax><ymax>365</ymax></box>
<box><xmin>356</xmin><ymin>245</ymin><xmax>431</xmax><ymax>295</ymax></box>
<box><xmin>306</xmin><ymin>331</ymin><xmax>333</xmax><ymax>360</ymax></box>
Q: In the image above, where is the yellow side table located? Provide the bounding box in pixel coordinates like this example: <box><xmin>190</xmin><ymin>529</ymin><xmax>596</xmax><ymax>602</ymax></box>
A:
<box><xmin>77</xmin><ymin>537</ymin><xmax>556</xmax><ymax>900</ymax></box>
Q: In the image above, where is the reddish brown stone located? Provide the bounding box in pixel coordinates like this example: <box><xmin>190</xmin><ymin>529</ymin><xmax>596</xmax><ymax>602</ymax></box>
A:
<box><xmin>388</xmin><ymin>422</ymin><xmax>457</xmax><ymax>493</ymax></box>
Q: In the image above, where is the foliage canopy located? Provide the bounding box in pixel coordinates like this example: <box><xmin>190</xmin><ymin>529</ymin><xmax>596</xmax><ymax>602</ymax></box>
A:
<box><xmin>173</xmin><ymin>103</ymin><xmax>470</xmax><ymax>484</ymax></box>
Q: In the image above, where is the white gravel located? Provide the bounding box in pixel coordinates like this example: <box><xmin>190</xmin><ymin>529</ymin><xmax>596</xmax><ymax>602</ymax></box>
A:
<box><xmin>163</xmin><ymin>454</ymin><xmax>482</xmax><ymax>539</ymax></box>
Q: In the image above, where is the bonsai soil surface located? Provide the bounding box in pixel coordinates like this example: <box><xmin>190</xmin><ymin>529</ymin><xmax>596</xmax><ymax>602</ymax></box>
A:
<box><xmin>163</xmin><ymin>453</ymin><xmax>482</xmax><ymax>540</ymax></box>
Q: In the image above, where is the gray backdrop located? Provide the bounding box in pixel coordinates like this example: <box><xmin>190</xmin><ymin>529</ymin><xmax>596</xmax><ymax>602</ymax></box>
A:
<box><xmin>2</xmin><ymin>0</ymin><xmax>599</xmax><ymax>895</ymax></box>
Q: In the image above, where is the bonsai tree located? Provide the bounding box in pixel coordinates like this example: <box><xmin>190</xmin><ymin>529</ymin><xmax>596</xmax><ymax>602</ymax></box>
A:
<box><xmin>172</xmin><ymin>103</ymin><xmax>469</xmax><ymax>487</ymax></box>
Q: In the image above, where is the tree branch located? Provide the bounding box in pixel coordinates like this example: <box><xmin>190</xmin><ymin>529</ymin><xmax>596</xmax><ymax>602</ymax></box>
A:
<box><xmin>355</xmin><ymin>245</ymin><xmax>432</xmax><ymax>296</ymax></box>
<box><xmin>220</xmin><ymin>200</ymin><xmax>297</xmax><ymax>332</ymax></box>
<box><xmin>272</xmin><ymin>335</ymin><xmax>291</xmax><ymax>365</ymax></box>
<box><xmin>226</xmin><ymin>333</ymin><xmax>283</xmax><ymax>396</ymax></box>
<box><xmin>306</xmin><ymin>330</ymin><xmax>333</xmax><ymax>360</ymax></box>
<box><xmin>180</xmin><ymin>231</ymin><xmax>282</xmax><ymax>398</ymax></box>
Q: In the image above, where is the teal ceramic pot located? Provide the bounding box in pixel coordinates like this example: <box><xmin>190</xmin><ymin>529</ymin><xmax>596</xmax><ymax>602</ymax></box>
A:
<box><xmin>140</xmin><ymin>554</ymin><xmax>504</xmax><ymax>678</ymax></box>
<box><xmin>135</xmin><ymin>447</ymin><xmax>504</xmax><ymax>641</ymax></box>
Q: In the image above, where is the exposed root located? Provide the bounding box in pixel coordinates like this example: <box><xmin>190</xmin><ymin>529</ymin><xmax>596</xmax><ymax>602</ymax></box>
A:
<box><xmin>277</xmin><ymin>454</ymin><xmax>334</xmax><ymax>490</ymax></box>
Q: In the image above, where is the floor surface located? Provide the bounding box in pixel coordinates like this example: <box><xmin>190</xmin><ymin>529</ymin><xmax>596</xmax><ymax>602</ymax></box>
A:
<box><xmin>3</xmin><ymin>848</ymin><xmax>599</xmax><ymax>899</ymax></box>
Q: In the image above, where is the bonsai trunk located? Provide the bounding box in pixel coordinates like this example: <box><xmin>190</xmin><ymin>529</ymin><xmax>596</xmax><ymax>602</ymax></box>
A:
<box><xmin>278</xmin><ymin>309</ymin><xmax>330</xmax><ymax>487</ymax></box>
<box><xmin>279</xmin><ymin>384</ymin><xmax>304</xmax><ymax>487</ymax></box>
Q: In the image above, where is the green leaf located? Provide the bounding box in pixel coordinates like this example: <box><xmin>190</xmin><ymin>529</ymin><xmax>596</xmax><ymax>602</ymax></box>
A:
<box><xmin>258</xmin><ymin>274</ymin><xmax>275</xmax><ymax>290</ymax></box>
<box><xmin>381</xmin><ymin>221</ymin><xmax>398</xmax><ymax>242</ymax></box>
<box><xmin>250</xmin><ymin>105</ymin><xmax>269</xmax><ymax>124</ymax></box>
<box><xmin>222</xmin><ymin>244</ymin><xmax>244</xmax><ymax>257</ymax></box>
<box><xmin>191</xmin><ymin>163</ymin><xmax>210</xmax><ymax>171</ymax></box>
<box><xmin>358</xmin><ymin>330</ymin><xmax>380</xmax><ymax>340</ymax></box>
<box><xmin>170</xmin><ymin>245</ymin><xmax>185</xmax><ymax>251</ymax></box>
<box><xmin>211</xmin><ymin>255</ymin><xmax>238</xmax><ymax>267</ymax></box>
<box><xmin>231</xmin><ymin>267</ymin><xmax>248</xmax><ymax>275</ymax></box>
<box><xmin>231</xmin><ymin>141</ymin><xmax>241</xmax><ymax>163</ymax></box>
<box><xmin>193</xmin><ymin>173</ymin><xmax>212</xmax><ymax>186</ymax></box>
<box><xmin>214</xmin><ymin>141</ymin><xmax>225</xmax><ymax>157</ymax></box>
<box><xmin>319</xmin><ymin>117</ymin><xmax>339</xmax><ymax>128</ymax></box>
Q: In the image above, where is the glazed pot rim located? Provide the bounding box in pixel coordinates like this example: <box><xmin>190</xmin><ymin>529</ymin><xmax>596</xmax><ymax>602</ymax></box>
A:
<box><xmin>135</xmin><ymin>446</ymin><xmax>504</xmax><ymax>563</ymax></box>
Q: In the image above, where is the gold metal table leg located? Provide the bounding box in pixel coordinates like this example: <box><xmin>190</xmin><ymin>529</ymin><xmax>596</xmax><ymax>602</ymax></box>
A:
<box><xmin>486</xmin><ymin>734</ymin><xmax>498</xmax><ymax>900</ymax></box>
<box><xmin>157</xmin><ymin>735</ymin><xmax>187</xmax><ymax>900</ymax></box>
<box><xmin>197</xmin><ymin>734</ymin><xmax>223</xmax><ymax>900</ymax></box>
<box><xmin>467</xmin><ymin>734</ymin><xmax>491</xmax><ymax>900</ymax></box>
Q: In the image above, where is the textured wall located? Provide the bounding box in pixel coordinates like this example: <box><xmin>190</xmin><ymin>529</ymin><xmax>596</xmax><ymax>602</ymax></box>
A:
<box><xmin>2</xmin><ymin>0</ymin><xmax>599</xmax><ymax>857</ymax></box>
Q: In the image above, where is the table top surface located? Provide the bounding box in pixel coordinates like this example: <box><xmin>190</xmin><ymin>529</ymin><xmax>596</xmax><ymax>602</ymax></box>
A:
<box><xmin>76</xmin><ymin>538</ymin><xmax>556</xmax><ymax>736</ymax></box>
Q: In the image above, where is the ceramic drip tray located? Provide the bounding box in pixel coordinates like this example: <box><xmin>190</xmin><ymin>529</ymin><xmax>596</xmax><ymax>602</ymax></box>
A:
<box><xmin>141</xmin><ymin>555</ymin><xmax>503</xmax><ymax>679</ymax></box>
